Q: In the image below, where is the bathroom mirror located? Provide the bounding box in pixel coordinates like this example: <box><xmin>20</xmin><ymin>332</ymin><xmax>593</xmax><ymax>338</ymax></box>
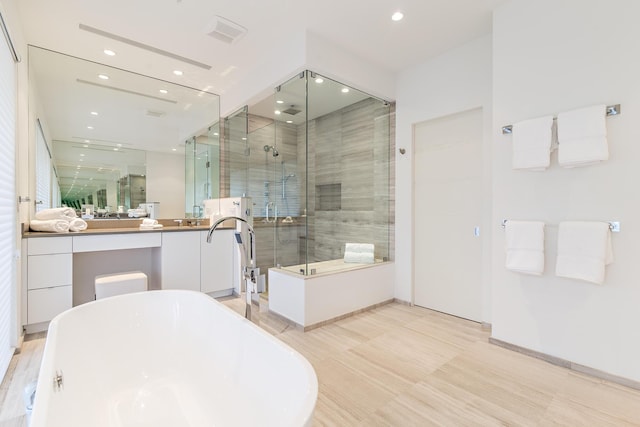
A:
<box><xmin>29</xmin><ymin>45</ymin><xmax>220</xmax><ymax>217</ymax></box>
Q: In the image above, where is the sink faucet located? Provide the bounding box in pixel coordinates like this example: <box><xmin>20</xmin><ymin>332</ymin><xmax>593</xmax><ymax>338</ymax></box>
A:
<box><xmin>207</xmin><ymin>216</ymin><xmax>257</xmax><ymax>321</ymax></box>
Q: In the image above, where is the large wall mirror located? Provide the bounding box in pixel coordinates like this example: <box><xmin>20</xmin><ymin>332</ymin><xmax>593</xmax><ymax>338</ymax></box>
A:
<box><xmin>29</xmin><ymin>46</ymin><xmax>220</xmax><ymax>218</ymax></box>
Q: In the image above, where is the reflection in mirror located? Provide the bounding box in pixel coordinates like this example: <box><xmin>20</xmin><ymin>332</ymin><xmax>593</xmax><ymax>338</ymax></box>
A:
<box><xmin>29</xmin><ymin>46</ymin><xmax>220</xmax><ymax>218</ymax></box>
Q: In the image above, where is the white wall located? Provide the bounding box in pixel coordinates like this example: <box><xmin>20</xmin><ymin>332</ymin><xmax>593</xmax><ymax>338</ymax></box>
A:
<box><xmin>492</xmin><ymin>0</ymin><xmax>640</xmax><ymax>382</ymax></box>
<box><xmin>395</xmin><ymin>35</ymin><xmax>493</xmax><ymax>321</ymax></box>
<box><xmin>145</xmin><ymin>151</ymin><xmax>185</xmax><ymax>218</ymax></box>
<box><xmin>305</xmin><ymin>32</ymin><xmax>395</xmax><ymax>102</ymax></box>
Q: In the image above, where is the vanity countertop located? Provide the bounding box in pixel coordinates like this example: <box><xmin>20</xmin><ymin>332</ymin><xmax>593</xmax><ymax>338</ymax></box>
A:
<box><xmin>22</xmin><ymin>218</ymin><xmax>236</xmax><ymax>238</ymax></box>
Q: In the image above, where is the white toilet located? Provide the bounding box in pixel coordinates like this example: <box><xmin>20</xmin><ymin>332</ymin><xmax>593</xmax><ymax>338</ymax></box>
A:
<box><xmin>94</xmin><ymin>271</ymin><xmax>148</xmax><ymax>300</ymax></box>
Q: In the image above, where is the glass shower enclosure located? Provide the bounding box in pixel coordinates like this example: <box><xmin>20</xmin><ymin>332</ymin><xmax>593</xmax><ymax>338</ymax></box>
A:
<box><xmin>224</xmin><ymin>70</ymin><xmax>393</xmax><ymax>287</ymax></box>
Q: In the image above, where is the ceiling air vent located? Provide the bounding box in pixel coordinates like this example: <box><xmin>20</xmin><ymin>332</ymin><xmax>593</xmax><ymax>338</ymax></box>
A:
<box><xmin>206</xmin><ymin>16</ymin><xmax>247</xmax><ymax>44</ymax></box>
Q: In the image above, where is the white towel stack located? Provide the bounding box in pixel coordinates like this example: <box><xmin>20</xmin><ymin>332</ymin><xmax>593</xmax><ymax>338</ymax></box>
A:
<box><xmin>344</xmin><ymin>243</ymin><xmax>375</xmax><ymax>264</ymax></box>
<box><xmin>128</xmin><ymin>208</ymin><xmax>148</xmax><ymax>218</ymax></box>
<box><xmin>68</xmin><ymin>218</ymin><xmax>88</xmax><ymax>232</ymax></box>
<box><xmin>504</xmin><ymin>221</ymin><xmax>545</xmax><ymax>275</ymax></box>
<box><xmin>34</xmin><ymin>207</ymin><xmax>77</xmax><ymax>221</ymax></box>
<box><xmin>29</xmin><ymin>219</ymin><xmax>70</xmax><ymax>233</ymax></box>
<box><xmin>556</xmin><ymin>221</ymin><xmax>613</xmax><ymax>285</ymax></box>
<box><xmin>557</xmin><ymin>104</ymin><xmax>609</xmax><ymax>167</ymax></box>
<box><xmin>30</xmin><ymin>208</ymin><xmax>87</xmax><ymax>233</ymax></box>
<box><xmin>512</xmin><ymin>115</ymin><xmax>555</xmax><ymax>171</ymax></box>
<box><xmin>139</xmin><ymin>218</ymin><xmax>163</xmax><ymax>230</ymax></box>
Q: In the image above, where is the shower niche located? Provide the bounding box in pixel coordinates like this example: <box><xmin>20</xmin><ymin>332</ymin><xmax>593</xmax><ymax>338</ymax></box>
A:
<box><xmin>223</xmin><ymin>70</ymin><xmax>394</xmax><ymax>328</ymax></box>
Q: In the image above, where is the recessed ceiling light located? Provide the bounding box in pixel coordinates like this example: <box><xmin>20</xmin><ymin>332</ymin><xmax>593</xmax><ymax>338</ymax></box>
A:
<box><xmin>286</xmin><ymin>120</ymin><xmax>293</xmax><ymax>124</ymax></box>
<box><xmin>84</xmin><ymin>139</ymin><xmax>90</xmax><ymax>143</ymax></box>
<box><xmin>241</xmin><ymin>137</ymin><xmax>247</xmax><ymax>141</ymax></box>
<box><xmin>117</xmin><ymin>143</ymin><xmax>122</xmax><ymax>147</ymax></box>
<box><xmin>391</xmin><ymin>11</ymin><xmax>404</xmax><ymax>21</ymax></box>
<box><xmin>172</xmin><ymin>148</ymin><xmax>177</xmax><ymax>152</ymax></box>
<box><xmin>80</xmin><ymin>154</ymin><xmax>85</xmax><ymax>157</ymax></box>
<box><xmin>315</xmin><ymin>78</ymin><xmax>324</xmax><ymax>84</ymax></box>
<box><xmin>113</xmin><ymin>148</ymin><xmax>118</xmax><ymax>151</ymax></box>
<box><xmin>173</xmin><ymin>70</ymin><xmax>183</xmax><ymax>76</ymax></box>
<box><xmin>90</xmin><ymin>111</ymin><xmax>98</xmax><ymax>116</ymax></box>
<box><xmin>87</xmin><ymin>126</ymin><xmax>94</xmax><ymax>130</ymax></box>
<box><xmin>213</xmin><ymin>132</ymin><xmax>219</xmax><ymax>136</ymax></box>
<box><xmin>103</xmin><ymin>49</ymin><xmax>116</xmax><ymax>56</ymax></box>
<box><xmin>83</xmin><ymin>144</ymin><xmax>89</xmax><ymax>148</ymax></box>
<box><xmin>98</xmin><ymin>74</ymin><xmax>109</xmax><ymax>80</ymax></box>
<box><xmin>341</xmin><ymin>87</ymin><xmax>350</xmax><ymax>93</ymax></box>
<box><xmin>274</xmin><ymin>110</ymin><xmax>281</xmax><ymax>115</ymax></box>
<box><xmin>276</xmin><ymin>100</ymin><xmax>284</xmax><ymax>104</ymax></box>
<box><xmin>79</xmin><ymin>159</ymin><xmax>84</xmax><ymax>162</ymax></box>
<box><xmin>159</xmin><ymin>89</ymin><xmax>168</xmax><ymax>94</ymax></box>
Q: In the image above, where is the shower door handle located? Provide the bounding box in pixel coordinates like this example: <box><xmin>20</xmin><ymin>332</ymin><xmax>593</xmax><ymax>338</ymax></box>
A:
<box><xmin>265</xmin><ymin>202</ymin><xmax>275</xmax><ymax>223</ymax></box>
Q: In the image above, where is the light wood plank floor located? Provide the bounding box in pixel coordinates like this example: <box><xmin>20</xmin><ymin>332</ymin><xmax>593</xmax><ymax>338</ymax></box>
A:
<box><xmin>2</xmin><ymin>299</ymin><xmax>640</xmax><ymax>426</ymax></box>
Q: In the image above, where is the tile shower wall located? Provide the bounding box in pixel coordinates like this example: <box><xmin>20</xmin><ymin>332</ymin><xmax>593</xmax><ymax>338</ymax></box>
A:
<box><xmin>301</xmin><ymin>98</ymin><xmax>394</xmax><ymax>263</ymax></box>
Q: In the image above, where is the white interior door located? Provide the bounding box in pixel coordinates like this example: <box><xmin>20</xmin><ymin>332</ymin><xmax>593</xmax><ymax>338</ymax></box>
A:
<box><xmin>413</xmin><ymin>108</ymin><xmax>483</xmax><ymax>322</ymax></box>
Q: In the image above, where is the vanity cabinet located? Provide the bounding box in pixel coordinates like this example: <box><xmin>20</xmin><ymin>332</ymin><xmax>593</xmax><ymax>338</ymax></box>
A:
<box><xmin>25</xmin><ymin>237</ymin><xmax>73</xmax><ymax>324</ymax></box>
<box><xmin>200</xmin><ymin>230</ymin><xmax>235</xmax><ymax>295</ymax></box>
<box><xmin>160</xmin><ymin>231</ymin><xmax>201</xmax><ymax>291</ymax></box>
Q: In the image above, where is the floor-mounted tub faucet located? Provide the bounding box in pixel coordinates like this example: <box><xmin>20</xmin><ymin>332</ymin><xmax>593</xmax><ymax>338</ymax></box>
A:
<box><xmin>207</xmin><ymin>216</ymin><xmax>258</xmax><ymax>321</ymax></box>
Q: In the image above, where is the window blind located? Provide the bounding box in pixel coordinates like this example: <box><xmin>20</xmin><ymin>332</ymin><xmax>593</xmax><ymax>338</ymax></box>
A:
<box><xmin>35</xmin><ymin>119</ymin><xmax>51</xmax><ymax>211</ymax></box>
<box><xmin>0</xmin><ymin>10</ymin><xmax>17</xmax><ymax>382</ymax></box>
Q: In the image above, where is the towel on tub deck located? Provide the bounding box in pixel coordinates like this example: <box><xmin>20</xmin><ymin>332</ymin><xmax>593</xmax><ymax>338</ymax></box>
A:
<box><xmin>556</xmin><ymin>221</ymin><xmax>613</xmax><ymax>285</ymax></box>
<box><xmin>34</xmin><ymin>207</ymin><xmax>77</xmax><ymax>221</ymax></box>
<box><xmin>504</xmin><ymin>221</ymin><xmax>545</xmax><ymax>275</ymax></box>
<box><xmin>557</xmin><ymin>104</ymin><xmax>609</xmax><ymax>167</ymax></box>
<box><xmin>344</xmin><ymin>243</ymin><xmax>375</xmax><ymax>264</ymax></box>
<box><xmin>512</xmin><ymin>115</ymin><xmax>555</xmax><ymax>171</ymax></box>
<box><xmin>29</xmin><ymin>219</ymin><xmax>70</xmax><ymax>233</ymax></box>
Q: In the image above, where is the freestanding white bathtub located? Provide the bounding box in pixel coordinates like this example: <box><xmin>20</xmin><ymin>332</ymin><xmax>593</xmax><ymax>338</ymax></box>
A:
<box><xmin>30</xmin><ymin>290</ymin><xmax>317</xmax><ymax>427</ymax></box>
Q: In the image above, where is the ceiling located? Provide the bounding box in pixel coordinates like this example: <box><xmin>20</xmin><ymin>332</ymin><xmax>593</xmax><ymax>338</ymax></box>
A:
<box><xmin>17</xmin><ymin>0</ymin><xmax>505</xmax><ymax>103</ymax></box>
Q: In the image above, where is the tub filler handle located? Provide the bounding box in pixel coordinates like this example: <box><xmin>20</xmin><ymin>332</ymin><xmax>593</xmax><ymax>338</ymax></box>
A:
<box><xmin>207</xmin><ymin>216</ymin><xmax>258</xmax><ymax>322</ymax></box>
<box><xmin>53</xmin><ymin>370</ymin><xmax>64</xmax><ymax>392</ymax></box>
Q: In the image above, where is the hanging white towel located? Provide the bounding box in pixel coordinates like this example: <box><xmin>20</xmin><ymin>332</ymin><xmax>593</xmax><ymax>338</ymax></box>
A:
<box><xmin>512</xmin><ymin>115</ymin><xmax>555</xmax><ymax>171</ymax></box>
<box><xmin>557</xmin><ymin>104</ymin><xmax>609</xmax><ymax>167</ymax></box>
<box><xmin>34</xmin><ymin>207</ymin><xmax>77</xmax><ymax>221</ymax></box>
<box><xmin>556</xmin><ymin>221</ymin><xmax>613</xmax><ymax>285</ymax></box>
<box><xmin>29</xmin><ymin>219</ymin><xmax>70</xmax><ymax>233</ymax></box>
<box><xmin>504</xmin><ymin>221</ymin><xmax>545</xmax><ymax>275</ymax></box>
<box><xmin>68</xmin><ymin>218</ymin><xmax>88</xmax><ymax>232</ymax></box>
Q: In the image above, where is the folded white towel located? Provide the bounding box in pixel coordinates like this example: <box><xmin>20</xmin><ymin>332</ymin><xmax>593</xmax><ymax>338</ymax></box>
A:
<box><xmin>34</xmin><ymin>207</ymin><xmax>77</xmax><ymax>221</ymax></box>
<box><xmin>504</xmin><ymin>220</ymin><xmax>545</xmax><ymax>275</ymax></box>
<box><xmin>556</xmin><ymin>221</ymin><xmax>613</xmax><ymax>285</ymax></box>
<box><xmin>557</xmin><ymin>105</ymin><xmax>609</xmax><ymax>167</ymax></box>
<box><xmin>139</xmin><ymin>224</ymin><xmax>163</xmax><ymax>230</ymax></box>
<box><xmin>344</xmin><ymin>252</ymin><xmax>374</xmax><ymax>264</ymax></box>
<box><xmin>128</xmin><ymin>208</ymin><xmax>148</xmax><ymax>218</ymax></box>
<box><xmin>344</xmin><ymin>243</ymin><xmax>375</xmax><ymax>264</ymax></box>
<box><xmin>141</xmin><ymin>218</ymin><xmax>158</xmax><ymax>226</ymax></box>
<box><xmin>29</xmin><ymin>219</ymin><xmax>70</xmax><ymax>233</ymax></box>
<box><xmin>345</xmin><ymin>243</ymin><xmax>375</xmax><ymax>254</ymax></box>
<box><xmin>512</xmin><ymin>115</ymin><xmax>555</xmax><ymax>171</ymax></box>
<box><xmin>68</xmin><ymin>218</ymin><xmax>88</xmax><ymax>232</ymax></box>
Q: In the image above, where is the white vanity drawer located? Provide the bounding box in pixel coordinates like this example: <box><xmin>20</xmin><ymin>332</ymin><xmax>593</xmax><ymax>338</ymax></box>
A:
<box><xmin>27</xmin><ymin>285</ymin><xmax>72</xmax><ymax>324</ymax></box>
<box><xmin>27</xmin><ymin>236</ymin><xmax>73</xmax><ymax>255</ymax></box>
<box><xmin>73</xmin><ymin>233</ymin><xmax>162</xmax><ymax>253</ymax></box>
<box><xmin>27</xmin><ymin>253</ymin><xmax>73</xmax><ymax>290</ymax></box>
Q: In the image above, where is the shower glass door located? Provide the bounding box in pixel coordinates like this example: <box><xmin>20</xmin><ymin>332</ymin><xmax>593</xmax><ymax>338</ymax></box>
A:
<box><xmin>272</xmin><ymin>72</ymin><xmax>307</xmax><ymax>274</ymax></box>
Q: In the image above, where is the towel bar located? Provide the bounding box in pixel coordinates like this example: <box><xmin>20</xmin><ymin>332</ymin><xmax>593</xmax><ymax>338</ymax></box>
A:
<box><xmin>501</xmin><ymin>104</ymin><xmax>620</xmax><ymax>135</ymax></box>
<box><xmin>501</xmin><ymin>219</ymin><xmax>620</xmax><ymax>232</ymax></box>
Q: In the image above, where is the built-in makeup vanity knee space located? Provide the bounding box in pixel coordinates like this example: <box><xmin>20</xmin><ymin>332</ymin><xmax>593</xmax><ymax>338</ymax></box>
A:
<box><xmin>22</xmin><ymin>226</ymin><xmax>237</xmax><ymax>333</ymax></box>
